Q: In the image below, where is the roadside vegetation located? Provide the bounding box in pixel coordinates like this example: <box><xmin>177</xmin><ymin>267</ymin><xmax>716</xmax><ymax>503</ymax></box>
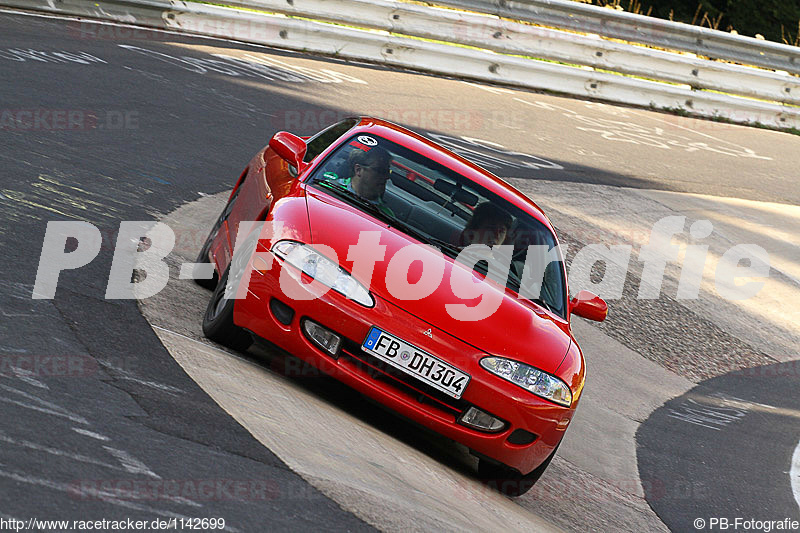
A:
<box><xmin>579</xmin><ymin>0</ymin><xmax>800</xmax><ymax>45</ymax></box>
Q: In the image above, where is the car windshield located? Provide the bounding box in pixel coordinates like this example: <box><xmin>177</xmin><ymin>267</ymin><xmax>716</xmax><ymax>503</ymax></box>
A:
<box><xmin>307</xmin><ymin>133</ymin><xmax>567</xmax><ymax>316</ymax></box>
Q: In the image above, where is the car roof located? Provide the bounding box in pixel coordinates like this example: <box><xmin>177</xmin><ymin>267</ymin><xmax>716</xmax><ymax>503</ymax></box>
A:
<box><xmin>349</xmin><ymin>116</ymin><xmax>555</xmax><ymax>232</ymax></box>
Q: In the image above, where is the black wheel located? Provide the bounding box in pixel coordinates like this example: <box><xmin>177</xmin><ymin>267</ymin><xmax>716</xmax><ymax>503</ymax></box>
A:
<box><xmin>478</xmin><ymin>444</ymin><xmax>559</xmax><ymax>497</ymax></box>
<box><xmin>202</xmin><ymin>267</ymin><xmax>253</xmax><ymax>352</ymax></box>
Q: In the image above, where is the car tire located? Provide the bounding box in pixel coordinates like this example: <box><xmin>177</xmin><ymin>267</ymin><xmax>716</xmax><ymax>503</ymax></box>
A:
<box><xmin>478</xmin><ymin>444</ymin><xmax>559</xmax><ymax>497</ymax></box>
<box><xmin>202</xmin><ymin>267</ymin><xmax>253</xmax><ymax>352</ymax></box>
<box><xmin>193</xmin><ymin>237</ymin><xmax>219</xmax><ymax>290</ymax></box>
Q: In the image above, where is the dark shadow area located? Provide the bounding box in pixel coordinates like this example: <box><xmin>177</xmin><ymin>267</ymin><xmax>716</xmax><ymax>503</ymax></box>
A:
<box><xmin>637</xmin><ymin>361</ymin><xmax>800</xmax><ymax>532</ymax></box>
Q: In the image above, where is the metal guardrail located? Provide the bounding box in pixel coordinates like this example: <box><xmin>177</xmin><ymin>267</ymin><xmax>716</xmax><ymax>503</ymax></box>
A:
<box><xmin>432</xmin><ymin>0</ymin><xmax>800</xmax><ymax>76</ymax></box>
<box><xmin>2</xmin><ymin>0</ymin><xmax>798</xmax><ymax>130</ymax></box>
<box><xmin>220</xmin><ymin>0</ymin><xmax>800</xmax><ymax>106</ymax></box>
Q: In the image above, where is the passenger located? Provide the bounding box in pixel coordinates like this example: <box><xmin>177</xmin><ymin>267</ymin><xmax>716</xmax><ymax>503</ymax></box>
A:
<box><xmin>459</xmin><ymin>203</ymin><xmax>513</xmax><ymax>247</ymax></box>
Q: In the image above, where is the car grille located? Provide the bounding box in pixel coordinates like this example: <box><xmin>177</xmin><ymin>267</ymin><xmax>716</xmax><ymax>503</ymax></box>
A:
<box><xmin>340</xmin><ymin>339</ymin><xmax>469</xmax><ymax>419</ymax></box>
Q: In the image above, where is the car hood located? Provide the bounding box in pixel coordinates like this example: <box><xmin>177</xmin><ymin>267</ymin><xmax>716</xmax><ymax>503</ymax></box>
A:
<box><xmin>305</xmin><ymin>187</ymin><xmax>571</xmax><ymax>374</ymax></box>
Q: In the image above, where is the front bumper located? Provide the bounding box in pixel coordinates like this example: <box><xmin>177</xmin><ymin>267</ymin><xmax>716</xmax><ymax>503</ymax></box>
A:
<box><xmin>234</xmin><ymin>254</ymin><xmax>575</xmax><ymax>475</ymax></box>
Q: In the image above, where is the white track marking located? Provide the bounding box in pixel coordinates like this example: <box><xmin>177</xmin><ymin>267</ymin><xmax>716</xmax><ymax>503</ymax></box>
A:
<box><xmin>0</xmin><ymin>433</ymin><xmax>199</xmax><ymax>508</ymax></box>
<box><xmin>0</xmin><ymin>397</ymin><xmax>87</xmax><ymax>424</ymax></box>
<box><xmin>0</xmin><ymin>384</ymin><xmax>88</xmax><ymax>424</ymax></box>
<box><xmin>102</xmin><ymin>446</ymin><xmax>161</xmax><ymax>479</ymax></box>
<box><xmin>513</xmin><ymin>96</ymin><xmax>771</xmax><ymax>159</ymax></box>
<box><xmin>463</xmin><ymin>81</ymin><xmax>515</xmax><ymax>94</ymax></box>
<box><xmin>5</xmin><ymin>367</ymin><xmax>49</xmax><ymax>389</ymax></box>
<box><xmin>629</xmin><ymin>108</ymin><xmax>774</xmax><ymax>157</ymax></box>
<box><xmin>792</xmin><ymin>439</ymin><xmax>800</xmax><ymax>511</ymax></box>
<box><xmin>71</xmin><ymin>427</ymin><xmax>110</xmax><ymax>441</ymax></box>
<box><xmin>99</xmin><ymin>361</ymin><xmax>184</xmax><ymax>395</ymax></box>
<box><xmin>0</xmin><ymin>431</ymin><xmax>121</xmax><ymax>471</ymax></box>
<box><xmin>0</xmin><ymin>7</ymin><xmax>363</xmax><ymax>84</ymax></box>
<box><xmin>0</xmin><ymin>469</ymin><xmax>222</xmax><ymax>528</ymax></box>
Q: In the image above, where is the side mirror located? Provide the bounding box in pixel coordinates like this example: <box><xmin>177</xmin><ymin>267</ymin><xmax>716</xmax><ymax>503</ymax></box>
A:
<box><xmin>570</xmin><ymin>290</ymin><xmax>607</xmax><ymax>322</ymax></box>
<box><xmin>269</xmin><ymin>131</ymin><xmax>307</xmax><ymax>175</ymax></box>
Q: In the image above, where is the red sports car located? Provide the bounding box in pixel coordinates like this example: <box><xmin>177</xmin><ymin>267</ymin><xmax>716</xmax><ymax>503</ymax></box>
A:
<box><xmin>195</xmin><ymin>117</ymin><xmax>607</xmax><ymax>496</ymax></box>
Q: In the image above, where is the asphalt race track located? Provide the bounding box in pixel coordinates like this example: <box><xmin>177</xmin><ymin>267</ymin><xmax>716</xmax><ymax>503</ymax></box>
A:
<box><xmin>1</xmin><ymin>9</ymin><xmax>799</xmax><ymax>532</ymax></box>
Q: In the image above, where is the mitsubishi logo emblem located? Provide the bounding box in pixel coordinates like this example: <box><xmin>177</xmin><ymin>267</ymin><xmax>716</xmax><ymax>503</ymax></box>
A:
<box><xmin>422</xmin><ymin>329</ymin><xmax>432</xmax><ymax>338</ymax></box>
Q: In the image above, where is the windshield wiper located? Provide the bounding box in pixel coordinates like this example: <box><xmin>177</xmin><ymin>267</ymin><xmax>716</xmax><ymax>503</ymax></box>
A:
<box><xmin>315</xmin><ymin>180</ymin><xmax>394</xmax><ymax>225</ymax></box>
<box><xmin>531</xmin><ymin>298</ymin><xmax>553</xmax><ymax>313</ymax></box>
<box><xmin>424</xmin><ymin>236</ymin><xmax>462</xmax><ymax>257</ymax></box>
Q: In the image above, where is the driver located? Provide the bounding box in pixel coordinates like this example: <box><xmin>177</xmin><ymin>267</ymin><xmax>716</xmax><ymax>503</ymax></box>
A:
<box><xmin>349</xmin><ymin>147</ymin><xmax>392</xmax><ymax>207</ymax></box>
<box><xmin>322</xmin><ymin>146</ymin><xmax>394</xmax><ymax>217</ymax></box>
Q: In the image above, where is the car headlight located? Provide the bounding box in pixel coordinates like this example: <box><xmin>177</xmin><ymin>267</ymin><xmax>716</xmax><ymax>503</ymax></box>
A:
<box><xmin>480</xmin><ymin>356</ymin><xmax>572</xmax><ymax>407</ymax></box>
<box><xmin>272</xmin><ymin>240</ymin><xmax>374</xmax><ymax>307</ymax></box>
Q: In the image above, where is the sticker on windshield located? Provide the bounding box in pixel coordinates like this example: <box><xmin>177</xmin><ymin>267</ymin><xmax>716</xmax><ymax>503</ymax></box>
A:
<box><xmin>357</xmin><ymin>135</ymin><xmax>378</xmax><ymax>146</ymax></box>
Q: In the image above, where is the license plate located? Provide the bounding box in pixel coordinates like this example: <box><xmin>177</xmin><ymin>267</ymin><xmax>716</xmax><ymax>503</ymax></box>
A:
<box><xmin>362</xmin><ymin>326</ymin><xmax>470</xmax><ymax>399</ymax></box>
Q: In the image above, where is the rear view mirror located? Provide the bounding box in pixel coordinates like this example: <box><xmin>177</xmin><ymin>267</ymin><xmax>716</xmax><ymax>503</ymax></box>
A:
<box><xmin>570</xmin><ymin>290</ymin><xmax>607</xmax><ymax>322</ymax></box>
<box><xmin>269</xmin><ymin>131</ymin><xmax>307</xmax><ymax>175</ymax></box>
<box><xmin>433</xmin><ymin>180</ymin><xmax>479</xmax><ymax>206</ymax></box>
